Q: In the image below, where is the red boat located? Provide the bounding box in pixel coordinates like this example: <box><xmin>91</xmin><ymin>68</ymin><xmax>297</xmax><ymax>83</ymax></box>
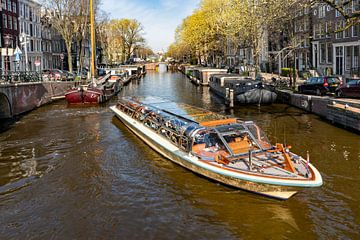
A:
<box><xmin>65</xmin><ymin>79</ymin><xmax>122</xmax><ymax>104</ymax></box>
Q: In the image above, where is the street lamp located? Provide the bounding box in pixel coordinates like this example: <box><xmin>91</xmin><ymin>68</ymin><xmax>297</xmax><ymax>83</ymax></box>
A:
<box><xmin>20</xmin><ymin>33</ymin><xmax>29</xmax><ymax>72</ymax></box>
<box><xmin>4</xmin><ymin>34</ymin><xmax>13</xmax><ymax>79</ymax></box>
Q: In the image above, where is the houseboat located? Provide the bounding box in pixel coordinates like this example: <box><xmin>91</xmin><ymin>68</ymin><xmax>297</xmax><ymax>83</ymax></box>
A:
<box><xmin>119</xmin><ymin>65</ymin><xmax>141</xmax><ymax>80</ymax></box>
<box><xmin>107</xmin><ymin>69</ymin><xmax>131</xmax><ymax>85</ymax></box>
<box><xmin>110</xmin><ymin>96</ymin><xmax>322</xmax><ymax>200</ymax></box>
<box><xmin>198</xmin><ymin>68</ymin><xmax>228</xmax><ymax>85</ymax></box>
<box><xmin>209</xmin><ymin>74</ymin><xmax>277</xmax><ymax>104</ymax></box>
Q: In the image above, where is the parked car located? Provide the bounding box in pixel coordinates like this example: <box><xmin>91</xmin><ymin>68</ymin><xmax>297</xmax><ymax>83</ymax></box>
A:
<box><xmin>50</xmin><ymin>69</ymin><xmax>67</xmax><ymax>81</ymax></box>
<box><xmin>42</xmin><ymin>69</ymin><xmax>53</xmax><ymax>81</ymax></box>
<box><xmin>335</xmin><ymin>79</ymin><xmax>360</xmax><ymax>98</ymax></box>
<box><xmin>298</xmin><ymin>76</ymin><xmax>341</xmax><ymax>96</ymax></box>
<box><xmin>63</xmin><ymin>70</ymin><xmax>75</xmax><ymax>80</ymax></box>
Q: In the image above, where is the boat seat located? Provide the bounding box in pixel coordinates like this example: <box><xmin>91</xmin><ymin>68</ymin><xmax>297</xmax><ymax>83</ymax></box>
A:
<box><xmin>192</xmin><ymin>143</ymin><xmax>229</xmax><ymax>160</ymax></box>
<box><xmin>192</xmin><ymin>143</ymin><xmax>206</xmax><ymax>154</ymax></box>
<box><xmin>228</xmin><ymin>140</ymin><xmax>251</xmax><ymax>155</ymax></box>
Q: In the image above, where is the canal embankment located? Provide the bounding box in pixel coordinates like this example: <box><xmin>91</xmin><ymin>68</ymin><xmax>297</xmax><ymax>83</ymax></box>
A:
<box><xmin>0</xmin><ymin>81</ymin><xmax>75</xmax><ymax>119</ymax></box>
<box><xmin>277</xmin><ymin>90</ymin><xmax>360</xmax><ymax>132</ymax></box>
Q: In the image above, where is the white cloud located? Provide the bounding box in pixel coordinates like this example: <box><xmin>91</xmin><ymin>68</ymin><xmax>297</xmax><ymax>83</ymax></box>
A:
<box><xmin>101</xmin><ymin>0</ymin><xmax>199</xmax><ymax>52</ymax></box>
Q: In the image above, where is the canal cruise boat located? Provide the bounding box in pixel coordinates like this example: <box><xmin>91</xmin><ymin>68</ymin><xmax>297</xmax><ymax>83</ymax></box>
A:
<box><xmin>110</xmin><ymin>97</ymin><xmax>322</xmax><ymax>200</ymax></box>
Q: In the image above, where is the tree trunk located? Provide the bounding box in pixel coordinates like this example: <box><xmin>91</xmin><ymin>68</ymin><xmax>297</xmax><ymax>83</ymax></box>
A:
<box><xmin>66</xmin><ymin>42</ymin><xmax>73</xmax><ymax>73</ymax></box>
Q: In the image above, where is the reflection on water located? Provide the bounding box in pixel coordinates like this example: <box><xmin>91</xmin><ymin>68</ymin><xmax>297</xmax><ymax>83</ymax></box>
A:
<box><xmin>0</xmin><ymin>71</ymin><xmax>359</xmax><ymax>239</ymax></box>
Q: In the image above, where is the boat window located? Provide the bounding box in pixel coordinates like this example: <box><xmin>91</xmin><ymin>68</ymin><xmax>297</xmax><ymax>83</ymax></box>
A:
<box><xmin>222</xmin><ymin>131</ymin><xmax>256</xmax><ymax>154</ymax></box>
<box><xmin>245</xmin><ymin>124</ymin><xmax>272</xmax><ymax>149</ymax></box>
<box><xmin>192</xmin><ymin>130</ymin><xmax>229</xmax><ymax>156</ymax></box>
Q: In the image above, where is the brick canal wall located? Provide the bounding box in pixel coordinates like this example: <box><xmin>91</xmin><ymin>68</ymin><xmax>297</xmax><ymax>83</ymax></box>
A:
<box><xmin>0</xmin><ymin>82</ymin><xmax>74</xmax><ymax>118</ymax></box>
<box><xmin>277</xmin><ymin>90</ymin><xmax>360</xmax><ymax>132</ymax></box>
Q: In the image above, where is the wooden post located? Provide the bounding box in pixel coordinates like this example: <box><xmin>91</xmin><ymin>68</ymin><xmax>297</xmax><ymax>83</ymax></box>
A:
<box><xmin>90</xmin><ymin>0</ymin><xmax>96</xmax><ymax>83</ymax></box>
<box><xmin>225</xmin><ymin>88</ymin><xmax>229</xmax><ymax>105</ymax></box>
<box><xmin>229</xmin><ymin>89</ymin><xmax>234</xmax><ymax>108</ymax></box>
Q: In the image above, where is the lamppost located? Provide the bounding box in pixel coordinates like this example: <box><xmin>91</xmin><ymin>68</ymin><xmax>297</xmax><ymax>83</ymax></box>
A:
<box><xmin>20</xmin><ymin>33</ymin><xmax>29</xmax><ymax>72</ymax></box>
<box><xmin>4</xmin><ymin>34</ymin><xmax>13</xmax><ymax>80</ymax></box>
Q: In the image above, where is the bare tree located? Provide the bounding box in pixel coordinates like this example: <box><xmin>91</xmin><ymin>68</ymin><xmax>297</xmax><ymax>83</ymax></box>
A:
<box><xmin>316</xmin><ymin>0</ymin><xmax>360</xmax><ymax>30</ymax></box>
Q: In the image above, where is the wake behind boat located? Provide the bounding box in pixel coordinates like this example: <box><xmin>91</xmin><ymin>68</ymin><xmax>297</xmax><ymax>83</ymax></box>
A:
<box><xmin>110</xmin><ymin>96</ymin><xmax>322</xmax><ymax>200</ymax></box>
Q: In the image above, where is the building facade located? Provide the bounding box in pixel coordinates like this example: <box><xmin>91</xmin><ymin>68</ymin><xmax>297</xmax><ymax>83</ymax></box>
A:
<box><xmin>311</xmin><ymin>2</ymin><xmax>360</xmax><ymax>77</ymax></box>
<box><xmin>0</xmin><ymin>0</ymin><xmax>19</xmax><ymax>73</ymax></box>
<box><xmin>18</xmin><ymin>0</ymin><xmax>42</xmax><ymax>71</ymax></box>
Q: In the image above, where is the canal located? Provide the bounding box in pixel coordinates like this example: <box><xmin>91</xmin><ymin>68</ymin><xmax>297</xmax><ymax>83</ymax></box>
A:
<box><xmin>0</xmin><ymin>71</ymin><xmax>359</xmax><ymax>239</ymax></box>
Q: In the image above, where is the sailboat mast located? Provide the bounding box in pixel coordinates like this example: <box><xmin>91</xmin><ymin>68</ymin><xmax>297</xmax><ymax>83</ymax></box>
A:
<box><xmin>90</xmin><ymin>0</ymin><xmax>96</xmax><ymax>80</ymax></box>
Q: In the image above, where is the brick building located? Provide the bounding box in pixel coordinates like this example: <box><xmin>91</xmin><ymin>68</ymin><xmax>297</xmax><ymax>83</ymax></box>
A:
<box><xmin>0</xmin><ymin>0</ymin><xmax>19</xmax><ymax>73</ymax></box>
<box><xmin>311</xmin><ymin>2</ymin><xmax>360</xmax><ymax>77</ymax></box>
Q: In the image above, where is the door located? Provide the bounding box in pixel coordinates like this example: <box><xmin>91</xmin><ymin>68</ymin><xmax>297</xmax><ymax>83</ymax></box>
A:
<box><xmin>335</xmin><ymin>46</ymin><xmax>344</xmax><ymax>75</ymax></box>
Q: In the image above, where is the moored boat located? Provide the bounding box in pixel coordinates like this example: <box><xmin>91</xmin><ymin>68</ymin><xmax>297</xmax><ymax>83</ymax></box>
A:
<box><xmin>209</xmin><ymin>74</ymin><xmax>277</xmax><ymax>104</ymax></box>
<box><xmin>65</xmin><ymin>75</ymin><xmax>122</xmax><ymax>104</ymax></box>
<box><xmin>110</xmin><ymin>96</ymin><xmax>322</xmax><ymax>200</ymax></box>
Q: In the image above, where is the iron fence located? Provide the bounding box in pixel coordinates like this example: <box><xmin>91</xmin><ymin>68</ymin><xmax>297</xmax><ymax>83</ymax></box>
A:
<box><xmin>0</xmin><ymin>71</ymin><xmax>43</xmax><ymax>83</ymax></box>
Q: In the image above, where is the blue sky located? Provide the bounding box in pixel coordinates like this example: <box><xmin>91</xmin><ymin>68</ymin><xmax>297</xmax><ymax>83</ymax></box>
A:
<box><xmin>101</xmin><ymin>0</ymin><xmax>200</xmax><ymax>52</ymax></box>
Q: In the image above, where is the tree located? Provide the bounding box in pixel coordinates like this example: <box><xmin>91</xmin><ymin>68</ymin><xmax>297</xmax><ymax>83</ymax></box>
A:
<box><xmin>96</xmin><ymin>19</ymin><xmax>147</xmax><ymax>65</ymax></box>
<box><xmin>316</xmin><ymin>0</ymin><xmax>360</xmax><ymax>29</ymax></box>
<box><xmin>42</xmin><ymin>0</ymin><xmax>103</xmax><ymax>73</ymax></box>
<box><xmin>111</xmin><ymin>19</ymin><xmax>145</xmax><ymax>62</ymax></box>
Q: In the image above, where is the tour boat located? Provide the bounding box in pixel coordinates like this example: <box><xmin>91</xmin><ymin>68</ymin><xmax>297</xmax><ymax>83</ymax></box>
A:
<box><xmin>209</xmin><ymin>74</ymin><xmax>277</xmax><ymax>104</ymax></box>
<box><xmin>110</xmin><ymin>96</ymin><xmax>322</xmax><ymax>200</ymax></box>
<box><xmin>65</xmin><ymin>77</ymin><xmax>122</xmax><ymax>104</ymax></box>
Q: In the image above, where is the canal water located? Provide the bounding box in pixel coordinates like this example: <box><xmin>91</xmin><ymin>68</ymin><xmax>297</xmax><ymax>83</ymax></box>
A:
<box><xmin>0</xmin><ymin>71</ymin><xmax>359</xmax><ymax>239</ymax></box>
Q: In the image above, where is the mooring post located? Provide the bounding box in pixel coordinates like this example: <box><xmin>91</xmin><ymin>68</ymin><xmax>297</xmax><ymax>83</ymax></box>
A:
<box><xmin>229</xmin><ymin>89</ymin><xmax>234</xmax><ymax>108</ymax></box>
<box><xmin>225</xmin><ymin>88</ymin><xmax>229</xmax><ymax>105</ymax></box>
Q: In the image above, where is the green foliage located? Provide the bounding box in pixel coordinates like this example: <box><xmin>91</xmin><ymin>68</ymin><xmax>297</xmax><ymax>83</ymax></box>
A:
<box><xmin>240</xmin><ymin>71</ymin><xmax>249</xmax><ymax>76</ymax></box>
<box><xmin>281</xmin><ymin>68</ymin><xmax>291</xmax><ymax>77</ymax></box>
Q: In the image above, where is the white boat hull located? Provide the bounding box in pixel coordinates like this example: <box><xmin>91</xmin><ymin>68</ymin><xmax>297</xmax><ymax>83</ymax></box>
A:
<box><xmin>110</xmin><ymin>106</ymin><xmax>322</xmax><ymax>200</ymax></box>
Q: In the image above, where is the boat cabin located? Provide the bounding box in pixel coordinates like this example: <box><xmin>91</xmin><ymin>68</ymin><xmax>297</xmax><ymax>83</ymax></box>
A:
<box><xmin>198</xmin><ymin>69</ymin><xmax>229</xmax><ymax>85</ymax></box>
<box><xmin>116</xmin><ymin>97</ymin><xmax>273</xmax><ymax>161</ymax></box>
<box><xmin>120</xmin><ymin>65</ymin><xmax>141</xmax><ymax>77</ymax></box>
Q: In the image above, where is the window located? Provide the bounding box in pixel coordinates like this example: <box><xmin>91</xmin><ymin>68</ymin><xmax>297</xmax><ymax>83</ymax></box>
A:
<box><xmin>304</xmin><ymin>20</ymin><xmax>309</xmax><ymax>31</ymax></box>
<box><xmin>336</xmin><ymin>21</ymin><xmax>344</xmax><ymax>39</ymax></box>
<box><xmin>319</xmin><ymin>5</ymin><xmax>326</xmax><ymax>18</ymax></box>
<box><xmin>25</xmin><ymin>5</ymin><xmax>29</xmax><ymax>19</ymax></box>
<box><xmin>354</xmin><ymin>0</ymin><xmax>360</xmax><ymax>12</ymax></box>
<box><xmin>12</xmin><ymin>2</ymin><xmax>16</xmax><ymax>13</ymax></box>
<box><xmin>13</xmin><ymin>16</ymin><xmax>17</xmax><ymax>31</ymax></box>
<box><xmin>319</xmin><ymin>23</ymin><xmax>325</xmax><ymax>38</ymax></box>
<box><xmin>354</xmin><ymin>46</ymin><xmax>359</xmax><ymax>68</ymax></box>
<box><xmin>320</xmin><ymin>43</ymin><xmax>326</xmax><ymax>64</ymax></box>
<box><xmin>7</xmin><ymin>0</ymin><xmax>11</xmax><ymax>12</ymax></box>
<box><xmin>2</xmin><ymin>0</ymin><xmax>6</xmax><ymax>10</ymax></box>
<box><xmin>3</xmin><ymin>15</ymin><xmax>7</xmax><ymax>29</ymax></box>
<box><xmin>353</xmin><ymin>24</ymin><xmax>360</xmax><ymax>37</ymax></box>
<box><xmin>8</xmin><ymin>15</ymin><xmax>12</xmax><ymax>30</ymax></box>
<box><xmin>326</xmin><ymin>21</ymin><xmax>332</xmax><ymax>38</ymax></box>
<box><xmin>304</xmin><ymin>7</ymin><xmax>309</xmax><ymax>14</ymax></box>
<box><xmin>327</xmin><ymin>43</ymin><xmax>332</xmax><ymax>63</ymax></box>
<box><xmin>345</xmin><ymin>46</ymin><xmax>352</xmax><ymax>71</ymax></box>
<box><xmin>313</xmin><ymin>24</ymin><xmax>320</xmax><ymax>39</ymax></box>
<box><xmin>345</xmin><ymin>26</ymin><xmax>352</xmax><ymax>38</ymax></box>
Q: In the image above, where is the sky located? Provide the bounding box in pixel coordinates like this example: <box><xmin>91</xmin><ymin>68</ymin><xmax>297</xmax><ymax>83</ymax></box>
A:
<box><xmin>101</xmin><ymin>0</ymin><xmax>201</xmax><ymax>52</ymax></box>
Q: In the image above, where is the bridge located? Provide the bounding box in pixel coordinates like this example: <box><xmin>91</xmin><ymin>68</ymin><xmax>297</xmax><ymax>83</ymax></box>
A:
<box><xmin>0</xmin><ymin>82</ymin><xmax>74</xmax><ymax>119</ymax></box>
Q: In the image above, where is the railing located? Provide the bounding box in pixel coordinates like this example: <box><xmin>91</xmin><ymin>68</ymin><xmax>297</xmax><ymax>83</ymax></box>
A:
<box><xmin>0</xmin><ymin>71</ymin><xmax>89</xmax><ymax>84</ymax></box>
<box><xmin>0</xmin><ymin>71</ymin><xmax>43</xmax><ymax>83</ymax></box>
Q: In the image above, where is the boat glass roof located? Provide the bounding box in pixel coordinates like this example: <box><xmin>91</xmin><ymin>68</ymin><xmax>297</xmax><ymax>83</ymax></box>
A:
<box><xmin>123</xmin><ymin>96</ymin><xmax>227</xmax><ymax>124</ymax></box>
